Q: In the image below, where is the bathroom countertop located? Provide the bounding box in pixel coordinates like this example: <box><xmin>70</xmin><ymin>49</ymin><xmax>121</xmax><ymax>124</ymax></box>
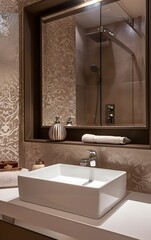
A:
<box><xmin>0</xmin><ymin>188</ymin><xmax>151</xmax><ymax>240</ymax></box>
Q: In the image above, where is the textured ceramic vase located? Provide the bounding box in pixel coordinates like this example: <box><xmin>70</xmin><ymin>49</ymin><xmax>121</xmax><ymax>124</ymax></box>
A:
<box><xmin>48</xmin><ymin>116</ymin><xmax>67</xmax><ymax>141</ymax></box>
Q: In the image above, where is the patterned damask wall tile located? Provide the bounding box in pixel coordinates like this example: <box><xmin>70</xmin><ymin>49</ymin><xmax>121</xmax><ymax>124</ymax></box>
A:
<box><xmin>24</xmin><ymin>142</ymin><xmax>151</xmax><ymax>194</ymax></box>
<box><xmin>0</xmin><ymin>13</ymin><xmax>19</xmax><ymax>162</ymax></box>
<box><xmin>0</xmin><ymin>0</ymin><xmax>18</xmax><ymax>12</ymax></box>
<box><xmin>24</xmin><ymin>142</ymin><xmax>91</xmax><ymax>170</ymax></box>
<box><xmin>42</xmin><ymin>16</ymin><xmax>76</xmax><ymax>126</ymax></box>
<box><xmin>100</xmin><ymin>147</ymin><xmax>151</xmax><ymax>194</ymax></box>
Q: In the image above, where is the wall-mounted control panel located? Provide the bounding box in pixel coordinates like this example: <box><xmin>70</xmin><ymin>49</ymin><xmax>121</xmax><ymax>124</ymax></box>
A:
<box><xmin>106</xmin><ymin>104</ymin><xmax>115</xmax><ymax>124</ymax></box>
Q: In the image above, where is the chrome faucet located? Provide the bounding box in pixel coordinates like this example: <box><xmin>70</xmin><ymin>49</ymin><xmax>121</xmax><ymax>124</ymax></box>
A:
<box><xmin>80</xmin><ymin>150</ymin><xmax>97</xmax><ymax>167</ymax></box>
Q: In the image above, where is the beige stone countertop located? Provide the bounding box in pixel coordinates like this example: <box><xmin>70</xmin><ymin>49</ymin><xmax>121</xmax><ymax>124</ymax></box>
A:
<box><xmin>0</xmin><ymin>188</ymin><xmax>151</xmax><ymax>240</ymax></box>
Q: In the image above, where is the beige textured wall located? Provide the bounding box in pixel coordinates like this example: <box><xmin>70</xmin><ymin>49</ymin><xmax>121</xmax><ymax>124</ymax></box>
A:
<box><xmin>42</xmin><ymin>16</ymin><xmax>76</xmax><ymax>126</ymax></box>
<box><xmin>0</xmin><ymin>0</ymin><xmax>40</xmax><ymax>163</ymax></box>
<box><xmin>0</xmin><ymin>0</ymin><xmax>19</xmax><ymax>162</ymax></box>
<box><xmin>0</xmin><ymin>0</ymin><xmax>18</xmax><ymax>12</ymax></box>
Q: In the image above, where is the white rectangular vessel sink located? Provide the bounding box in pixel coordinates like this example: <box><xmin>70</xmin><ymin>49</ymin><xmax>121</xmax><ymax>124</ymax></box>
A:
<box><xmin>18</xmin><ymin>164</ymin><xmax>126</xmax><ymax>219</ymax></box>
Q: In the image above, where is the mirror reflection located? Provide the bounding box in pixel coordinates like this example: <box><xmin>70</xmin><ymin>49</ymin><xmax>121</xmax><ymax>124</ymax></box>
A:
<box><xmin>41</xmin><ymin>0</ymin><xmax>146</xmax><ymax>127</ymax></box>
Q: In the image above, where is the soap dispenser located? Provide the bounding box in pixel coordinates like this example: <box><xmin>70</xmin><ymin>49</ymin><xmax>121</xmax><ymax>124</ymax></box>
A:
<box><xmin>48</xmin><ymin>116</ymin><xmax>67</xmax><ymax>141</ymax></box>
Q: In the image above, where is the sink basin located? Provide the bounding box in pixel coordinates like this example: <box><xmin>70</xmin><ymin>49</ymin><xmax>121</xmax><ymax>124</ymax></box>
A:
<box><xmin>18</xmin><ymin>164</ymin><xmax>126</xmax><ymax>219</ymax></box>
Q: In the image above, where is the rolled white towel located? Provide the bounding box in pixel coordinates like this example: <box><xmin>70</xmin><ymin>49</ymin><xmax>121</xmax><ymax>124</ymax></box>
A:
<box><xmin>0</xmin><ymin>168</ymin><xmax>28</xmax><ymax>188</ymax></box>
<box><xmin>82</xmin><ymin>134</ymin><xmax>131</xmax><ymax>145</ymax></box>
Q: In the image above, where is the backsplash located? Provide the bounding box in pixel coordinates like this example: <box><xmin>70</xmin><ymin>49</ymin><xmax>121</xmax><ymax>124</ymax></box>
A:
<box><xmin>24</xmin><ymin>142</ymin><xmax>151</xmax><ymax>194</ymax></box>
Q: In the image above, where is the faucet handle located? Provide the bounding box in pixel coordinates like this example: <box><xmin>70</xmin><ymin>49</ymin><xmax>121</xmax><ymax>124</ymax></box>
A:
<box><xmin>87</xmin><ymin>150</ymin><xmax>97</xmax><ymax>167</ymax></box>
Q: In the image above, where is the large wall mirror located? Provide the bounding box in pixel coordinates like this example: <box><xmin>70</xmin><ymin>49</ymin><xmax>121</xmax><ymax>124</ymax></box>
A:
<box><xmin>41</xmin><ymin>0</ymin><xmax>146</xmax><ymax>127</ymax></box>
<box><xmin>24</xmin><ymin>0</ymin><xmax>150</xmax><ymax>146</ymax></box>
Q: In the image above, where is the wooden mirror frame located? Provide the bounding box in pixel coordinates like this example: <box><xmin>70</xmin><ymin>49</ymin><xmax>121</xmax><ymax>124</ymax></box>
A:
<box><xmin>23</xmin><ymin>0</ymin><xmax>150</xmax><ymax>147</ymax></box>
